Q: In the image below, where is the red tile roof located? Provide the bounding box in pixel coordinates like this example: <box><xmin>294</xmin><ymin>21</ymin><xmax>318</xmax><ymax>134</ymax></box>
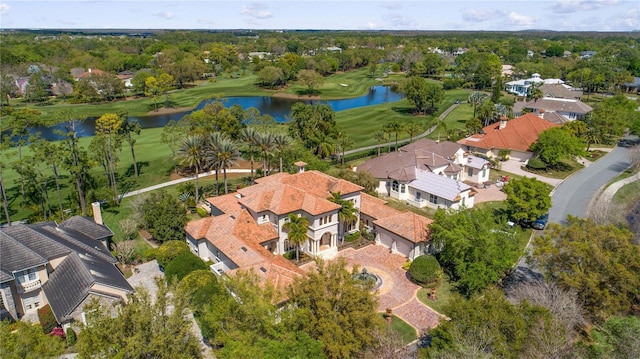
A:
<box><xmin>360</xmin><ymin>193</ymin><xmax>403</xmax><ymax>220</ymax></box>
<box><xmin>373</xmin><ymin>211</ymin><xmax>432</xmax><ymax>244</ymax></box>
<box><xmin>457</xmin><ymin>113</ymin><xmax>560</xmax><ymax>152</ymax></box>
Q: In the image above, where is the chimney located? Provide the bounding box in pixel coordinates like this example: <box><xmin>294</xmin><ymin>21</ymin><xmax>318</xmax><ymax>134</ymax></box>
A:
<box><xmin>538</xmin><ymin>108</ymin><xmax>545</xmax><ymax>119</ymax></box>
<box><xmin>294</xmin><ymin>161</ymin><xmax>307</xmax><ymax>173</ymax></box>
<box><xmin>91</xmin><ymin>202</ymin><xmax>103</xmax><ymax>225</ymax></box>
<box><xmin>499</xmin><ymin>116</ymin><xmax>508</xmax><ymax>130</ymax></box>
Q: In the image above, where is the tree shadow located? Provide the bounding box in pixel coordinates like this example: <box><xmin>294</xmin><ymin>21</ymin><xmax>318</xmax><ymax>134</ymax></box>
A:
<box><xmin>295</xmin><ymin>89</ymin><xmax>319</xmax><ymax>97</ymax></box>
<box><xmin>125</xmin><ymin>161</ymin><xmax>149</xmax><ymax>177</ymax></box>
<box><xmin>391</xmin><ymin>106</ymin><xmax>414</xmax><ymax>115</ymax></box>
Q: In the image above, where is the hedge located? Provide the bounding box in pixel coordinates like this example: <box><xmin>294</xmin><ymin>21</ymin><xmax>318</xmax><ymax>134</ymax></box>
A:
<box><xmin>156</xmin><ymin>241</ymin><xmax>191</xmax><ymax>268</ymax></box>
<box><xmin>163</xmin><ymin>251</ymin><xmax>208</xmax><ymax>283</ymax></box>
<box><xmin>408</xmin><ymin>255</ymin><xmax>443</xmax><ymax>286</ymax></box>
<box><xmin>37</xmin><ymin>304</ymin><xmax>57</xmax><ymax>334</ymax></box>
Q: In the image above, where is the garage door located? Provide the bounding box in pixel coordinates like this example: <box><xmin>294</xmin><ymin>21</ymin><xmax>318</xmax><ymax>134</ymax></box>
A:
<box><xmin>396</xmin><ymin>239</ymin><xmax>413</xmax><ymax>258</ymax></box>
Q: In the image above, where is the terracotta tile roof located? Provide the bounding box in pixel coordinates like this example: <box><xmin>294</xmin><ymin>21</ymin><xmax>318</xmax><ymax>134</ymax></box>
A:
<box><xmin>281</xmin><ymin>170</ymin><xmax>363</xmax><ymax>196</ymax></box>
<box><xmin>75</xmin><ymin>69</ymin><xmax>106</xmax><ymax>79</ymax></box>
<box><xmin>457</xmin><ymin>113</ymin><xmax>560</xmax><ymax>152</ymax></box>
<box><xmin>360</xmin><ymin>193</ymin><xmax>402</xmax><ymax>220</ymax></box>
<box><xmin>207</xmin><ymin>193</ymin><xmax>243</xmax><ymax>215</ymax></box>
<box><xmin>374</xmin><ymin>211</ymin><xmax>432</xmax><ymax>244</ymax></box>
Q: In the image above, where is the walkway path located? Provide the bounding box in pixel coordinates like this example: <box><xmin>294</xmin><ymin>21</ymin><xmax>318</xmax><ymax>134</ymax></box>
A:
<box><xmin>336</xmin><ymin>245</ymin><xmax>444</xmax><ymax>334</ymax></box>
<box><xmin>596</xmin><ymin>171</ymin><xmax>640</xmax><ymax>203</ymax></box>
<box><xmin>121</xmin><ymin>168</ymin><xmax>250</xmax><ymax>198</ymax></box>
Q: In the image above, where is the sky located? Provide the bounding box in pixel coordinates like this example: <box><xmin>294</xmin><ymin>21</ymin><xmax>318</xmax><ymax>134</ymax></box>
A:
<box><xmin>0</xmin><ymin>0</ymin><xmax>638</xmax><ymax>32</ymax></box>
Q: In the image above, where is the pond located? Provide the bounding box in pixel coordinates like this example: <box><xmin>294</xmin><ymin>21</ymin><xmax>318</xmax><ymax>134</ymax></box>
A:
<box><xmin>23</xmin><ymin>85</ymin><xmax>403</xmax><ymax>141</ymax></box>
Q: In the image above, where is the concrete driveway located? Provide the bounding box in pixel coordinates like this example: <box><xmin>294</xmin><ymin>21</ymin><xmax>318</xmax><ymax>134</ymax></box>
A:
<box><xmin>336</xmin><ymin>245</ymin><xmax>444</xmax><ymax>334</ymax></box>
<box><xmin>500</xmin><ymin>159</ymin><xmax>563</xmax><ymax>187</ymax></box>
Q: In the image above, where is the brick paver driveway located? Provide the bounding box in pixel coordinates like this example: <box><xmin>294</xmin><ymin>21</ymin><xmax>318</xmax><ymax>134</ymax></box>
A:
<box><xmin>336</xmin><ymin>245</ymin><xmax>444</xmax><ymax>334</ymax></box>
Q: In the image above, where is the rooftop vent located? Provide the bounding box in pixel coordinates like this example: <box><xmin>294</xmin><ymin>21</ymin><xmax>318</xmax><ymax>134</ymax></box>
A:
<box><xmin>260</xmin><ymin>267</ymin><xmax>267</xmax><ymax>273</ymax></box>
<box><xmin>241</xmin><ymin>246</ymin><xmax>247</xmax><ymax>252</ymax></box>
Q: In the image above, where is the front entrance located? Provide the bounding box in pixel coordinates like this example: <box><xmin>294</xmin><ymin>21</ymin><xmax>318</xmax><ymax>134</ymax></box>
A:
<box><xmin>320</xmin><ymin>232</ymin><xmax>331</xmax><ymax>250</ymax></box>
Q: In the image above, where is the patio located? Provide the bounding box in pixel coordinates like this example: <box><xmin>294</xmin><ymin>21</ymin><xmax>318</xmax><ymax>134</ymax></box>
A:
<box><xmin>334</xmin><ymin>245</ymin><xmax>444</xmax><ymax>334</ymax></box>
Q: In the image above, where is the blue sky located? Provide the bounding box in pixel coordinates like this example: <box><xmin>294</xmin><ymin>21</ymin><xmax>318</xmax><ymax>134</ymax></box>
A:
<box><xmin>1</xmin><ymin>1</ymin><xmax>638</xmax><ymax>32</ymax></box>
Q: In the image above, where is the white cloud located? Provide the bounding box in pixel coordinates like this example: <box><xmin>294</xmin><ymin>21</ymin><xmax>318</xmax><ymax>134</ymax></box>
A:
<box><xmin>241</xmin><ymin>3</ymin><xmax>273</xmax><ymax>19</ymax></box>
<box><xmin>551</xmin><ymin>0</ymin><xmax>620</xmax><ymax>14</ymax></box>
<box><xmin>462</xmin><ymin>9</ymin><xmax>492</xmax><ymax>22</ymax></box>
<box><xmin>197</xmin><ymin>18</ymin><xmax>216</xmax><ymax>26</ymax></box>
<box><xmin>152</xmin><ymin>11</ymin><xmax>174</xmax><ymax>19</ymax></box>
<box><xmin>506</xmin><ymin>11</ymin><xmax>537</xmax><ymax>27</ymax></box>
<box><xmin>383</xmin><ymin>13</ymin><xmax>420</xmax><ymax>29</ymax></box>
<box><xmin>0</xmin><ymin>3</ymin><xmax>9</xmax><ymax>15</ymax></box>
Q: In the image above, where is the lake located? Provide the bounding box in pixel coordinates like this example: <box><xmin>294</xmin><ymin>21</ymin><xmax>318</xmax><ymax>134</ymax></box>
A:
<box><xmin>25</xmin><ymin>85</ymin><xmax>403</xmax><ymax>141</ymax></box>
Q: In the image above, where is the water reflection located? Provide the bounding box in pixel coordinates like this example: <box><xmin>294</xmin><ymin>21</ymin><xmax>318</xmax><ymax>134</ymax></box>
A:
<box><xmin>25</xmin><ymin>85</ymin><xmax>402</xmax><ymax>141</ymax></box>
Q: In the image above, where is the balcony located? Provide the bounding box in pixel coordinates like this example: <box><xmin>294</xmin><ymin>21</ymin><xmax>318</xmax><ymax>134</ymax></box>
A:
<box><xmin>17</xmin><ymin>279</ymin><xmax>41</xmax><ymax>294</ymax></box>
<box><xmin>405</xmin><ymin>197</ymin><xmax>427</xmax><ymax>208</ymax></box>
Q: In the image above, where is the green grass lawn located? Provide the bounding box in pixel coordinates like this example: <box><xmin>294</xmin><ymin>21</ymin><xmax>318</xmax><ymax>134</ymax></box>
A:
<box><xmin>522</xmin><ymin>158</ymin><xmax>584</xmax><ymax>179</ymax></box>
<box><xmin>379</xmin><ymin>314</ymin><xmax>417</xmax><ymax>344</ymax></box>
<box><xmin>417</xmin><ymin>277</ymin><xmax>454</xmax><ymax>316</ymax></box>
<box><xmin>613</xmin><ymin>179</ymin><xmax>640</xmax><ymax>205</ymax></box>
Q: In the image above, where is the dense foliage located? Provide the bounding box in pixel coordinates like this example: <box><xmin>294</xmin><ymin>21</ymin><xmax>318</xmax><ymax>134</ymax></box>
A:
<box><xmin>140</xmin><ymin>190</ymin><xmax>187</xmax><ymax>242</ymax></box>
<box><xmin>75</xmin><ymin>278</ymin><xmax>202</xmax><ymax>359</ymax></box>
<box><xmin>529</xmin><ymin>217</ymin><xmax>640</xmax><ymax>323</ymax></box>
<box><xmin>0</xmin><ymin>320</ymin><xmax>65</xmax><ymax>359</ymax></box>
<box><xmin>429</xmin><ymin>208</ymin><xmax>521</xmax><ymax>296</ymax></box>
<box><xmin>531</xmin><ymin>127</ymin><xmax>585</xmax><ymax>168</ymax></box>
<box><xmin>287</xmin><ymin>259</ymin><xmax>384</xmax><ymax>359</ymax></box>
<box><xmin>503</xmin><ymin>177</ymin><xmax>551</xmax><ymax>223</ymax></box>
<box><xmin>163</xmin><ymin>251</ymin><xmax>208</xmax><ymax>283</ymax></box>
<box><xmin>37</xmin><ymin>304</ymin><xmax>57</xmax><ymax>334</ymax></box>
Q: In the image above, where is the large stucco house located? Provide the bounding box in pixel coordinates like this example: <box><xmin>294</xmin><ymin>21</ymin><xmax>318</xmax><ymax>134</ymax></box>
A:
<box><xmin>505</xmin><ymin>73</ymin><xmax>564</xmax><ymax>97</ymax></box>
<box><xmin>356</xmin><ymin>139</ymin><xmax>490</xmax><ymax>210</ymax></box>
<box><xmin>185</xmin><ymin>166</ymin><xmax>434</xmax><ymax>291</ymax></box>
<box><xmin>0</xmin><ymin>211</ymin><xmax>133</xmax><ymax>328</ymax></box>
<box><xmin>457</xmin><ymin>113</ymin><xmax>561</xmax><ymax>161</ymax></box>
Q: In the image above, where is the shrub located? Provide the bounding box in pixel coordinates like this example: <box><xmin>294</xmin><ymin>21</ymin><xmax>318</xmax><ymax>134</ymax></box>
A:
<box><xmin>442</xmin><ymin>78</ymin><xmax>462</xmax><ymax>90</ymax></box>
<box><xmin>196</xmin><ymin>207</ymin><xmax>209</xmax><ymax>218</ymax></box>
<box><xmin>156</xmin><ymin>240</ymin><xmax>190</xmax><ymax>268</ymax></box>
<box><xmin>163</xmin><ymin>251</ymin><xmax>208</xmax><ymax>283</ymax></box>
<box><xmin>408</xmin><ymin>255</ymin><xmax>443</xmax><ymax>286</ymax></box>
<box><xmin>50</xmin><ymin>326</ymin><xmax>65</xmax><ymax>339</ymax></box>
<box><xmin>345</xmin><ymin>231</ymin><xmax>361</xmax><ymax>242</ymax></box>
<box><xmin>66</xmin><ymin>327</ymin><xmax>77</xmax><ymax>347</ymax></box>
<box><xmin>143</xmin><ymin>247</ymin><xmax>158</xmax><ymax>261</ymax></box>
<box><xmin>38</xmin><ymin>305</ymin><xmax>57</xmax><ymax>334</ymax></box>
<box><xmin>402</xmin><ymin>260</ymin><xmax>412</xmax><ymax>271</ymax></box>
<box><xmin>527</xmin><ymin>157</ymin><xmax>547</xmax><ymax>170</ymax></box>
<box><xmin>179</xmin><ymin>270</ymin><xmax>222</xmax><ymax>312</ymax></box>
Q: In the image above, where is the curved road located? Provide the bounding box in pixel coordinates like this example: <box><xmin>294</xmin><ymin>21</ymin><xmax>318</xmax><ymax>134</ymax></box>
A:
<box><xmin>550</xmin><ymin>138</ymin><xmax>637</xmax><ymax>225</ymax></box>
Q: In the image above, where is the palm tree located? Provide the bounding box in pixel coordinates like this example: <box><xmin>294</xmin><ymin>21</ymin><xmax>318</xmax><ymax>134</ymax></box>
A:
<box><xmin>272</xmin><ymin>133</ymin><xmax>292</xmax><ymax>173</ymax></box>
<box><xmin>204</xmin><ymin>132</ymin><xmax>226</xmax><ymax>196</ymax></box>
<box><xmin>216</xmin><ymin>138</ymin><xmax>241</xmax><ymax>194</ymax></box>
<box><xmin>310</xmin><ymin>131</ymin><xmax>335</xmax><ymax>159</ymax></box>
<box><xmin>282</xmin><ymin>213</ymin><xmax>310</xmax><ymax>262</ymax></box>
<box><xmin>468</xmin><ymin>91</ymin><xmax>487</xmax><ymax>120</ymax></box>
<box><xmin>385</xmin><ymin>120</ymin><xmax>402</xmax><ymax>151</ymax></box>
<box><xmin>336</xmin><ymin>134</ymin><xmax>353</xmax><ymax>165</ymax></box>
<box><xmin>328</xmin><ymin>192</ymin><xmax>358</xmax><ymax>242</ymax></box>
<box><xmin>241</xmin><ymin>127</ymin><xmax>260</xmax><ymax>183</ymax></box>
<box><xmin>373</xmin><ymin>130</ymin><xmax>385</xmax><ymax>157</ymax></box>
<box><xmin>256</xmin><ymin>132</ymin><xmax>275</xmax><ymax>177</ymax></box>
<box><xmin>405</xmin><ymin>122</ymin><xmax>422</xmax><ymax>143</ymax></box>
<box><xmin>177</xmin><ymin>134</ymin><xmax>205</xmax><ymax>202</ymax></box>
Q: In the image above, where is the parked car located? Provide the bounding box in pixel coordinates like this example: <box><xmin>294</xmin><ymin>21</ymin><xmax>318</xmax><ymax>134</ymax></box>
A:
<box><xmin>532</xmin><ymin>213</ymin><xmax>549</xmax><ymax>230</ymax></box>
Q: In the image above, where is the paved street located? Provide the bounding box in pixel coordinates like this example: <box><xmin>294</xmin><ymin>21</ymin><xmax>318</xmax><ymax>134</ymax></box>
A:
<box><xmin>549</xmin><ymin>141</ymin><xmax>635</xmax><ymax>225</ymax></box>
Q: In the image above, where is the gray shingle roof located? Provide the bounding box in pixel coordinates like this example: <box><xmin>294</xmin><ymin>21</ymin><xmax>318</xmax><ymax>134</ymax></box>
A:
<box><xmin>60</xmin><ymin>216</ymin><xmax>113</xmax><ymax>240</ymax></box>
<box><xmin>2</xmin><ymin>224</ymin><xmax>71</xmax><ymax>260</ymax></box>
<box><xmin>0</xmin><ymin>232</ymin><xmax>47</xmax><ymax>273</ymax></box>
<box><xmin>42</xmin><ymin>252</ymin><xmax>133</xmax><ymax>322</ymax></box>
<box><xmin>0</xmin><ymin>269</ymin><xmax>14</xmax><ymax>283</ymax></box>
<box><xmin>399</xmin><ymin>138</ymin><xmax>461</xmax><ymax>157</ymax></box>
<box><xmin>30</xmin><ymin>224</ymin><xmax>116</xmax><ymax>263</ymax></box>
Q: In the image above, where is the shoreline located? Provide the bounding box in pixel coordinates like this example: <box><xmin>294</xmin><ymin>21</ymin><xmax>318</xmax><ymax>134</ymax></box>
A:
<box><xmin>145</xmin><ymin>106</ymin><xmax>194</xmax><ymax>116</ymax></box>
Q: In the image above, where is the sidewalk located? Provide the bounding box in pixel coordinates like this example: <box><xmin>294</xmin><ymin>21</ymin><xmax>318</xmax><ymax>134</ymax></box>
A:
<box><xmin>598</xmin><ymin>171</ymin><xmax>640</xmax><ymax>203</ymax></box>
<box><xmin>499</xmin><ymin>159</ymin><xmax>563</xmax><ymax>187</ymax></box>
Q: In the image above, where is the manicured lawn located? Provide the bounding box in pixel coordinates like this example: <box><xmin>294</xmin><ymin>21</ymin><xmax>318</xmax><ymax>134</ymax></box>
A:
<box><xmin>613</xmin><ymin>180</ymin><xmax>640</xmax><ymax>205</ymax></box>
<box><xmin>417</xmin><ymin>277</ymin><xmax>454</xmax><ymax>316</ymax></box>
<box><xmin>379</xmin><ymin>314</ymin><xmax>417</xmax><ymax>344</ymax></box>
<box><xmin>522</xmin><ymin>159</ymin><xmax>584</xmax><ymax>179</ymax></box>
<box><xmin>285</xmin><ymin>68</ymin><xmax>380</xmax><ymax>99</ymax></box>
